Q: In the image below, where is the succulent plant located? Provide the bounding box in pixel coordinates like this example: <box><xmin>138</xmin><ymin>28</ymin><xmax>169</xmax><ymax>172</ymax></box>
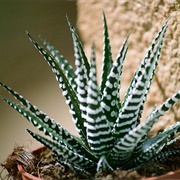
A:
<box><xmin>1</xmin><ymin>14</ymin><xmax>180</xmax><ymax>174</ymax></box>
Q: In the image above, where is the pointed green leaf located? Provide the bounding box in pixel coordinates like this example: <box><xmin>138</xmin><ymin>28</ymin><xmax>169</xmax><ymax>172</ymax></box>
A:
<box><xmin>111</xmin><ymin>90</ymin><xmax>180</xmax><ymax>158</ymax></box>
<box><xmin>66</xmin><ymin>17</ymin><xmax>91</xmax><ymax>128</ymax></box>
<box><xmin>85</xmin><ymin>47</ymin><xmax>114</xmax><ymax>156</ymax></box>
<box><xmin>100</xmin><ymin>12</ymin><xmax>113</xmax><ymax>94</ymax></box>
<box><xmin>27</xmin><ymin>33</ymin><xmax>87</xmax><ymax>143</ymax></box>
<box><xmin>27</xmin><ymin>129</ymin><xmax>97</xmax><ymax>173</ymax></box>
<box><xmin>0</xmin><ymin>82</ymin><xmax>95</xmax><ymax>159</ymax></box>
<box><xmin>101</xmin><ymin>35</ymin><xmax>129</xmax><ymax>128</ymax></box>
<box><xmin>152</xmin><ymin>148</ymin><xmax>180</xmax><ymax>163</ymax></box>
<box><xmin>124</xmin><ymin>133</ymin><xmax>169</xmax><ymax>170</ymax></box>
<box><xmin>130</xmin><ymin>121</ymin><xmax>180</xmax><ymax>169</ymax></box>
<box><xmin>113</xmin><ymin>21</ymin><xmax>168</xmax><ymax>139</ymax></box>
<box><xmin>66</xmin><ymin>16</ymin><xmax>90</xmax><ymax>75</ymax></box>
<box><xmin>124</xmin><ymin>19</ymin><xmax>169</xmax><ymax>123</ymax></box>
<box><xmin>72</xmin><ymin>34</ymin><xmax>89</xmax><ymax>121</ymax></box>
<box><xmin>40</xmin><ymin>37</ymin><xmax>77</xmax><ymax>91</ymax></box>
<box><xmin>1</xmin><ymin>97</ymin><xmax>69</xmax><ymax>145</ymax></box>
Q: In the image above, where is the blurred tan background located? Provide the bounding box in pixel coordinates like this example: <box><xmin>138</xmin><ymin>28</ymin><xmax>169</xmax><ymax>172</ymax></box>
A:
<box><xmin>0</xmin><ymin>0</ymin><xmax>77</xmax><ymax>167</ymax></box>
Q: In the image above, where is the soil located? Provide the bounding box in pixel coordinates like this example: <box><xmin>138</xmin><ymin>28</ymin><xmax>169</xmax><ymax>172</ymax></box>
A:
<box><xmin>1</xmin><ymin>141</ymin><xmax>180</xmax><ymax>180</ymax></box>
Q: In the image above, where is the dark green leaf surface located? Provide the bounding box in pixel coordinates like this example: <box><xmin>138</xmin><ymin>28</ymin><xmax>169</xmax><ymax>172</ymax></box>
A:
<box><xmin>100</xmin><ymin>12</ymin><xmax>113</xmax><ymax>94</ymax></box>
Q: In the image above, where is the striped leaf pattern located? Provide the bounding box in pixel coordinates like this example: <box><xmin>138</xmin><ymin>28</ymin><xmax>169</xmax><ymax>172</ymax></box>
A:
<box><xmin>27</xmin><ymin>33</ymin><xmax>87</xmax><ymax>143</ymax></box>
<box><xmin>123</xmin><ymin>19</ymin><xmax>169</xmax><ymax>125</ymax></box>
<box><xmin>86</xmin><ymin>45</ymin><xmax>114</xmax><ymax>156</ymax></box>
<box><xmin>101</xmin><ymin>36</ymin><xmax>129</xmax><ymax>128</ymax></box>
<box><xmin>0</xmin><ymin>83</ymin><xmax>96</xmax><ymax>160</ymax></box>
<box><xmin>1</xmin><ymin>14</ymin><xmax>180</xmax><ymax>174</ymax></box>
<box><xmin>2</xmin><ymin>97</ymin><xmax>90</xmax><ymax>155</ymax></box>
<box><xmin>125</xmin><ymin>133</ymin><xmax>170</xmax><ymax>170</ymax></box>
<box><xmin>66</xmin><ymin>16</ymin><xmax>90</xmax><ymax>75</ymax></box>
<box><xmin>113</xmin><ymin>21</ymin><xmax>168</xmax><ymax>139</ymax></box>
<box><xmin>68</xmin><ymin>20</ymin><xmax>89</xmax><ymax>122</ymax></box>
<box><xmin>40</xmin><ymin>37</ymin><xmax>77</xmax><ymax>91</ymax></box>
<box><xmin>128</xmin><ymin>120</ymin><xmax>180</xmax><ymax>170</ymax></box>
<box><xmin>111</xmin><ymin>91</ymin><xmax>180</xmax><ymax>157</ymax></box>
<box><xmin>2</xmin><ymin>98</ymin><xmax>67</xmax><ymax>143</ymax></box>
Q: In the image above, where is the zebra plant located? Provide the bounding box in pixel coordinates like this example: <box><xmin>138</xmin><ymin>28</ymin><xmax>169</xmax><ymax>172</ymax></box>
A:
<box><xmin>1</xmin><ymin>14</ymin><xmax>180</xmax><ymax>174</ymax></box>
